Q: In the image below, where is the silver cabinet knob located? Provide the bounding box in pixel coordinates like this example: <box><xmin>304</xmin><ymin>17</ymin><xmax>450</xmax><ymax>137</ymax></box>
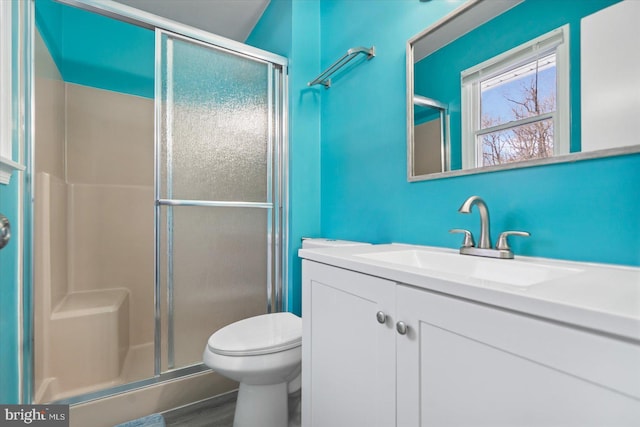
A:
<box><xmin>376</xmin><ymin>311</ymin><xmax>387</xmax><ymax>324</ymax></box>
<box><xmin>0</xmin><ymin>214</ymin><xmax>10</xmax><ymax>250</ymax></box>
<box><xmin>396</xmin><ymin>321</ymin><xmax>408</xmax><ymax>335</ymax></box>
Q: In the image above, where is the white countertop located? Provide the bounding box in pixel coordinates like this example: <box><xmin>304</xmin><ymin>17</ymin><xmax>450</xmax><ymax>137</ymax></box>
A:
<box><xmin>299</xmin><ymin>243</ymin><xmax>640</xmax><ymax>341</ymax></box>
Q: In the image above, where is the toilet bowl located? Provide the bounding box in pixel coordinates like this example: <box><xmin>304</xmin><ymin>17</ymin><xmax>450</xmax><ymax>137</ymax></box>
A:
<box><xmin>203</xmin><ymin>312</ymin><xmax>302</xmax><ymax>427</ymax></box>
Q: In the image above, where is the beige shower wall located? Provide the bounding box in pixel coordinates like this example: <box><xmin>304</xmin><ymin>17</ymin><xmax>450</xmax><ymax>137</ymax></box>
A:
<box><xmin>65</xmin><ymin>84</ymin><xmax>154</xmax><ymax>187</ymax></box>
<box><xmin>34</xmin><ymin>31</ymin><xmax>65</xmax><ymax>180</ymax></box>
<box><xmin>34</xmin><ymin>30</ymin><xmax>67</xmax><ymax>308</ymax></box>
<box><xmin>35</xmin><ymin>25</ymin><xmax>155</xmax><ymax>352</ymax></box>
<box><xmin>34</xmin><ymin>30</ymin><xmax>67</xmax><ymax>394</ymax></box>
<box><xmin>65</xmin><ymin>84</ymin><xmax>154</xmax><ymax>346</ymax></box>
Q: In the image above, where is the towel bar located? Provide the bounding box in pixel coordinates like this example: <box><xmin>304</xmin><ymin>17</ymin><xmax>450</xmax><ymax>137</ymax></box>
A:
<box><xmin>308</xmin><ymin>46</ymin><xmax>375</xmax><ymax>88</ymax></box>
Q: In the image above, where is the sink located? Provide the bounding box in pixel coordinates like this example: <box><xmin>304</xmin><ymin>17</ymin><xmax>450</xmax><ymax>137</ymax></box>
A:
<box><xmin>355</xmin><ymin>249</ymin><xmax>582</xmax><ymax>287</ymax></box>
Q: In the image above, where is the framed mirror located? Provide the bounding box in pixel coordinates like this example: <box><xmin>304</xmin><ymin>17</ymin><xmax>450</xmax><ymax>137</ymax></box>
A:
<box><xmin>407</xmin><ymin>0</ymin><xmax>640</xmax><ymax>181</ymax></box>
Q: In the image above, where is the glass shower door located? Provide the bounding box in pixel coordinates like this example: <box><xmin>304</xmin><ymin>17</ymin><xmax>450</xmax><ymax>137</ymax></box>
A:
<box><xmin>156</xmin><ymin>30</ymin><xmax>282</xmax><ymax>372</ymax></box>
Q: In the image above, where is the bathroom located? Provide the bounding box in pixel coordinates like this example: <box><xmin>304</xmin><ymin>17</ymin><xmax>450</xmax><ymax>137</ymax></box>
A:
<box><xmin>1</xmin><ymin>0</ymin><xmax>638</xmax><ymax>426</ymax></box>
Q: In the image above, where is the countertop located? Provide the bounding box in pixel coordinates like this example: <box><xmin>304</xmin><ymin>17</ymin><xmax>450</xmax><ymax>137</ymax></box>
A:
<box><xmin>299</xmin><ymin>243</ymin><xmax>640</xmax><ymax>342</ymax></box>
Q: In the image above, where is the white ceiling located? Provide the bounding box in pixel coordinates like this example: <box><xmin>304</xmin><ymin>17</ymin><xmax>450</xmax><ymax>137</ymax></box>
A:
<box><xmin>112</xmin><ymin>0</ymin><xmax>271</xmax><ymax>42</ymax></box>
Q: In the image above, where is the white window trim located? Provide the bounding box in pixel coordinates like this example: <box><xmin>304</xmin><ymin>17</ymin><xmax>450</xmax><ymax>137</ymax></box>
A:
<box><xmin>461</xmin><ymin>25</ymin><xmax>570</xmax><ymax>169</ymax></box>
<box><xmin>0</xmin><ymin>0</ymin><xmax>24</xmax><ymax>185</ymax></box>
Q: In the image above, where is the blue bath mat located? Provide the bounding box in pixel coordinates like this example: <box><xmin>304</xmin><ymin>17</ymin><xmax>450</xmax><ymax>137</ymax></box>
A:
<box><xmin>114</xmin><ymin>413</ymin><xmax>165</xmax><ymax>427</ymax></box>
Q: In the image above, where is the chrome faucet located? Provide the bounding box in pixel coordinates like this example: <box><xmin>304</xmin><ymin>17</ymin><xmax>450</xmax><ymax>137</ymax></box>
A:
<box><xmin>450</xmin><ymin>196</ymin><xmax>530</xmax><ymax>259</ymax></box>
<box><xmin>458</xmin><ymin>195</ymin><xmax>491</xmax><ymax>249</ymax></box>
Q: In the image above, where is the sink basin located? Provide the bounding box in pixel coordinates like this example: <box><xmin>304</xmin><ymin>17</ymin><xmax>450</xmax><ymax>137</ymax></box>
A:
<box><xmin>356</xmin><ymin>249</ymin><xmax>582</xmax><ymax>287</ymax></box>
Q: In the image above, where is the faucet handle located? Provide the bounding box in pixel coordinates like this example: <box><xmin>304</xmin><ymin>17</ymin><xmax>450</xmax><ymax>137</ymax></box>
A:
<box><xmin>496</xmin><ymin>231</ymin><xmax>530</xmax><ymax>251</ymax></box>
<box><xmin>449</xmin><ymin>229</ymin><xmax>475</xmax><ymax>248</ymax></box>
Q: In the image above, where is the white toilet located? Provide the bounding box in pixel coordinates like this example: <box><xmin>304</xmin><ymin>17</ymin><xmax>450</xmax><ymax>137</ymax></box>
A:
<box><xmin>203</xmin><ymin>239</ymin><xmax>369</xmax><ymax>426</ymax></box>
<box><xmin>203</xmin><ymin>312</ymin><xmax>302</xmax><ymax>427</ymax></box>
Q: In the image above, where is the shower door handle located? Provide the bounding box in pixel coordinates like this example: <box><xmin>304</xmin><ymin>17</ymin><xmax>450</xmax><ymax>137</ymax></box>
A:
<box><xmin>0</xmin><ymin>214</ymin><xmax>10</xmax><ymax>250</ymax></box>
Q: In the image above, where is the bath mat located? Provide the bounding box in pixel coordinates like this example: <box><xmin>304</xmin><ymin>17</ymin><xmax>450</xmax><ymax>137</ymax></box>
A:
<box><xmin>114</xmin><ymin>413</ymin><xmax>165</xmax><ymax>427</ymax></box>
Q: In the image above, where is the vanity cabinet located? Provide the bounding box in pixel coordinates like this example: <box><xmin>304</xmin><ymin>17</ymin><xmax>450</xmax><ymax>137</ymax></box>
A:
<box><xmin>302</xmin><ymin>260</ymin><xmax>640</xmax><ymax>427</ymax></box>
<box><xmin>396</xmin><ymin>284</ymin><xmax>640</xmax><ymax>426</ymax></box>
<box><xmin>301</xmin><ymin>261</ymin><xmax>397</xmax><ymax>427</ymax></box>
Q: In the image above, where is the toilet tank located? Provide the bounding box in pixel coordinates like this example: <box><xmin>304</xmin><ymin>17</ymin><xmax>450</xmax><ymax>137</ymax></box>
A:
<box><xmin>301</xmin><ymin>238</ymin><xmax>371</xmax><ymax>249</ymax></box>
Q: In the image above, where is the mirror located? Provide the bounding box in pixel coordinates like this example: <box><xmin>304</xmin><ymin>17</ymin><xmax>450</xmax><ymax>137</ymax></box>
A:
<box><xmin>407</xmin><ymin>0</ymin><xmax>640</xmax><ymax>181</ymax></box>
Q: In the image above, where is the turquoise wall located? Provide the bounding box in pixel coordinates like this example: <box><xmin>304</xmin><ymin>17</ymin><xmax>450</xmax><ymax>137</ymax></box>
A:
<box><xmin>245</xmin><ymin>0</ymin><xmax>292</xmax><ymax>58</ymax></box>
<box><xmin>252</xmin><ymin>0</ymin><xmax>640</xmax><ymax>317</ymax></box>
<box><xmin>35</xmin><ymin>0</ymin><xmax>154</xmax><ymax>98</ymax></box>
<box><xmin>248</xmin><ymin>0</ymin><xmax>322</xmax><ymax>316</ymax></box>
<box><xmin>0</xmin><ymin>180</ymin><xmax>20</xmax><ymax>404</ymax></box>
<box><xmin>0</xmin><ymin>3</ymin><xmax>22</xmax><ymax>404</ymax></box>
<box><xmin>318</xmin><ymin>0</ymin><xmax>640</xmax><ymax>267</ymax></box>
<box><xmin>415</xmin><ymin>0</ymin><xmax>621</xmax><ymax>169</ymax></box>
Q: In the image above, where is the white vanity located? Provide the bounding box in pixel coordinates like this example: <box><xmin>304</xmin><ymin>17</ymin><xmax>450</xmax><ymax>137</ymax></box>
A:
<box><xmin>299</xmin><ymin>243</ymin><xmax>640</xmax><ymax>426</ymax></box>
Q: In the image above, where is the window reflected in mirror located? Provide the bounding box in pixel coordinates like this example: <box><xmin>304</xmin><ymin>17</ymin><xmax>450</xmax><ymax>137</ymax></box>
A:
<box><xmin>460</xmin><ymin>26</ymin><xmax>568</xmax><ymax>168</ymax></box>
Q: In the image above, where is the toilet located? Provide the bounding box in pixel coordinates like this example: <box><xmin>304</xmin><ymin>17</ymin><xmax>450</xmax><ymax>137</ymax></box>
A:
<box><xmin>203</xmin><ymin>312</ymin><xmax>302</xmax><ymax>427</ymax></box>
<box><xmin>203</xmin><ymin>239</ymin><xmax>369</xmax><ymax>427</ymax></box>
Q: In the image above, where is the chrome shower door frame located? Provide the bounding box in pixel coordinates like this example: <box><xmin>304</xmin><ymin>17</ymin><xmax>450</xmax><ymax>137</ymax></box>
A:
<box><xmin>24</xmin><ymin>0</ymin><xmax>289</xmax><ymax>405</ymax></box>
<box><xmin>155</xmin><ymin>28</ymin><xmax>286</xmax><ymax>373</ymax></box>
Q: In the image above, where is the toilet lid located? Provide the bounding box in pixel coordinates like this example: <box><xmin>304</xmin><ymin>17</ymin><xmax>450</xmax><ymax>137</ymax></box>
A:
<box><xmin>207</xmin><ymin>312</ymin><xmax>302</xmax><ymax>356</ymax></box>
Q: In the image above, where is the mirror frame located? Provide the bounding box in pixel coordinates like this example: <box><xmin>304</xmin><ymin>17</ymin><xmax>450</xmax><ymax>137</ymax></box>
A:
<box><xmin>406</xmin><ymin>0</ymin><xmax>640</xmax><ymax>182</ymax></box>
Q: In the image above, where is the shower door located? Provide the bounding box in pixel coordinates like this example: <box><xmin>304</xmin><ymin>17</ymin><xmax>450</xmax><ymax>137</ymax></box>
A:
<box><xmin>156</xmin><ymin>30</ymin><xmax>285</xmax><ymax>372</ymax></box>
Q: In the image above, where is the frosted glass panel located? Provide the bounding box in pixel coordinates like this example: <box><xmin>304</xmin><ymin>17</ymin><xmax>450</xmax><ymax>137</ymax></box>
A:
<box><xmin>160</xmin><ymin>33</ymin><xmax>270</xmax><ymax>202</ymax></box>
<box><xmin>160</xmin><ymin>206</ymin><xmax>269</xmax><ymax>369</ymax></box>
<box><xmin>156</xmin><ymin>29</ymin><xmax>282</xmax><ymax>373</ymax></box>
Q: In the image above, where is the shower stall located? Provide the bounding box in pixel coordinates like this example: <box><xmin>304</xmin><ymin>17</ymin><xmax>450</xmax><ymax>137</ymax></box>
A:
<box><xmin>29</xmin><ymin>0</ymin><xmax>287</xmax><ymax>409</ymax></box>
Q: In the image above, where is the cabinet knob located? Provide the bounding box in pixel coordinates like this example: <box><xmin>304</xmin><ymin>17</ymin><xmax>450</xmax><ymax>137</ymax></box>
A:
<box><xmin>396</xmin><ymin>321</ymin><xmax>409</xmax><ymax>335</ymax></box>
<box><xmin>376</xmin><ymin>311</ymin><xmax>387</xmax><ymax>324</ymax></box>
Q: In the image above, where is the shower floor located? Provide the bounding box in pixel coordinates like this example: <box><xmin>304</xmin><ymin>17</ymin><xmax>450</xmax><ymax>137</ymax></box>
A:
<box><xmin>36</xmin><ymin>342</ymin><xmax>154</xmax><ymax>403</ymax></box>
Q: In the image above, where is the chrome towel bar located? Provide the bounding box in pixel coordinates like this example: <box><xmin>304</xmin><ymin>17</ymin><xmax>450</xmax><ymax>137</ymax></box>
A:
<box><xmin>308</xmin><ymin>46</ymin><xmax>375</xmax><ymax>88</ymax></box>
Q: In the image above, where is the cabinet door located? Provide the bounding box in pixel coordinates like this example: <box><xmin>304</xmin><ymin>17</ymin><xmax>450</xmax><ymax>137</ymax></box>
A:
<box><xmin>396</xmin><ymin>284</ymin><xmax>640</xmax><ymax>427</ymax></box>
<box><xmin>302</xmin><ymin>261</ymin><xmax>396</xmax><ymax>427</ymax></box>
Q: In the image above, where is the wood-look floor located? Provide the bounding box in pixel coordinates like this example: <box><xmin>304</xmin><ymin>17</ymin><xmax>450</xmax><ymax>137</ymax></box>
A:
<box><xmin>162</xmin><ymin>390</ymin><xmax>301</xmax><ymax>427</ymax></box>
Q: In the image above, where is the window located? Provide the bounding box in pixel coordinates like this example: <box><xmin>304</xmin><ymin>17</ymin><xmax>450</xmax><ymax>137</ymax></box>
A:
<box><xmin>461</xmin><ymin>26</ymin><xmax>569</xmax><ymax>169</ymax></box>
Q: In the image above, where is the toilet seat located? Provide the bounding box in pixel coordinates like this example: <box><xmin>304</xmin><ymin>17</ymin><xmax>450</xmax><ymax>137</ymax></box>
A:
<box><xmin>207</xmin><ymin>312</ymin><xmax>301</xmax><ymax>357</ymax></box>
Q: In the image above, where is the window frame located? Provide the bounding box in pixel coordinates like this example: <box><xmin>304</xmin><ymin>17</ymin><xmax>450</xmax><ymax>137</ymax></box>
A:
<box><xmin>461</xmin><ymin>25</ymin><xmax>570</xmax><ymax>169</ymax></box>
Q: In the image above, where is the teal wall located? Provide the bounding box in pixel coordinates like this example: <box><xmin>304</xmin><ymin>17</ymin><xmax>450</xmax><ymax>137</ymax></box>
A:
<box><xmin>415</xmin><ymin>0</ymin><xmax>621</xmax><ymax>169</ymax></box>
<box><xmin>0</xmin><ymin>3</ymin><xmax>23</xmax><ymax>404</ymax></box>
<box><xmin>35</xmin><ymin>0</ymin><xmax>154</xmax><ymax>98</ymax></box>
<box><xmin>248</xmin><ymin>0</ymin><xmax>322</xmax><ymax>316</ymax></box>
<box><xmin>251</xmin><ymin>0</ymin><xmax>640</xmax><ymax>315</ymax></box>
<box><xmin>0</xmin><ymin>180</ymin><xmax>20</xmax><ymax>404</ymax></box>
<box><xmin>248</xmin><ymin>0</ymin><xmax>464</xmax><ymax>315</ymax></box>
<box><xmin>245</xmin><ymin>0</ymin><xmax>292</xmax><ymax>58</ymax></box>
<box><xmin>318</xmin><ymin>0</ymin><xmax>640</xmax><ymax>267</ymax></box>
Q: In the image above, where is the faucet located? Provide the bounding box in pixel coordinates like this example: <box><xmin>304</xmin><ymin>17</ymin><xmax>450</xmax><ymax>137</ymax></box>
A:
<box><xmin>450</xmin><ymin>196</ymin><xmax>530</xmax><ymax>259</ymax></box>
<box><xmin>458</xmin><ymin>195</ymin><xmax>492</xmax><ymax>249</ymax></box>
